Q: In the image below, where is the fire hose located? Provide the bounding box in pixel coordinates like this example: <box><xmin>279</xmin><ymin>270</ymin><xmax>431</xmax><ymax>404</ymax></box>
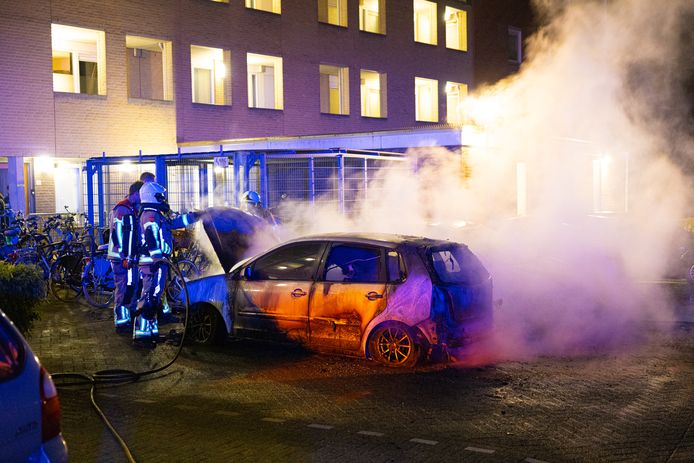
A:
<box><xmin>52</xmin><ymin>257</ymin><xmax>191</xmax><ymax>463</ymax></box>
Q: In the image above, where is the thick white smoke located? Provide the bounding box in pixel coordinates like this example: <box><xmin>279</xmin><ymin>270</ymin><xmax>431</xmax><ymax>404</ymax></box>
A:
<box><xmin>274</xmin><ymin>0</ymin><xmax>694</xmax><ymax>363</ymax></box>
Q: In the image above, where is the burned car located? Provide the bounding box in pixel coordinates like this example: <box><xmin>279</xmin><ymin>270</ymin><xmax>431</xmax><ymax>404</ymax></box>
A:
<box><xmin>186</xmin><ymin>227</ymin><xmax>493</xmax><ymax>367</ymax></box>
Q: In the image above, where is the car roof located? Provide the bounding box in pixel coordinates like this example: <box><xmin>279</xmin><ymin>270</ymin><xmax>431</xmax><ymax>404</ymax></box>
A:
<box><xmin>282</xmin><ymin>232</ymin><xmax>459</xmax><ymax>249</ymax></box>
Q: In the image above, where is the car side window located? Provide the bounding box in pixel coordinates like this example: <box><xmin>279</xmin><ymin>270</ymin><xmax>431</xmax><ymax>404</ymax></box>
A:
<box><xmin>0</xmin><ymin>317</ymin><xmax>24</xmax><ymax>382</ymax></box>
<box><xmin>386</xmin><ymin>250</ymin><xmax>406</xmax><ymax>283</ymax></box>
<box><xmin>323</xmin><ymin>244</ymin><xmax>384</xmax><ymax>283</ymax></box>
<box><xmin>249</xmin><ymin>242</ymin><xmax>324</xmax><ymax>281</ymax></box>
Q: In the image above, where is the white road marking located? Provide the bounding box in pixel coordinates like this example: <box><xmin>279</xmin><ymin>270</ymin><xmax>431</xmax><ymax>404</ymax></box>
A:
<box><xmin>357</xmin><ymin>431</ymin><xmax>384</xmax><ymax>437</ymax></box>
<box><xmin>307</xmin><ymin>424</ymin><xmax>334</xmax><ymax>430</ymax></box>
<box><xmin>525</xmin><ymin>458</ymin><xmax>550</xmax><ymax>463</ymax></box>
<box><xmin>410</xmin><ymin>438</ymin><xmax>438</xmax><ymax>446</ymax></box>
<box><xmin>465</xmin><ymin>446</ymin><xmax>495</xmax><ymax>454</ymax></box>
<box><xmin>262</xmin><ymin>418</ymin><xmax>286</xmax><ymax>423</ymax></box>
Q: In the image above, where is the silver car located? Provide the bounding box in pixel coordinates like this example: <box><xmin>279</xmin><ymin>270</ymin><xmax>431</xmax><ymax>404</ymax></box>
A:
<box><xmin>187</xmin><ymin>231</ymin><xmax>493</xmax><ymax>367</ymax></box>
<box><xmin>0</xmin><ymin>309</ymin><xmax>68</xmax><ymax>462</ymax></box>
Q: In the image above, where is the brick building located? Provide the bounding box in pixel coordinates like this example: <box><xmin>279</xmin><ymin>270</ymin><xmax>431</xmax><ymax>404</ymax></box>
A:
<box><xmin>0</xmin><ymin>0</ymin><xmax>532</xmax><ymax>214</ymax></box>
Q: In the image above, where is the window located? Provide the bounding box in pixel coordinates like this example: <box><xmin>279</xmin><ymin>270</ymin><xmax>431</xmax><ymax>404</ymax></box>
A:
<box><xmin>247</xmin><ymin>53</ymin><xmax>284</xmax><ymax>110</ymax></box>
<box><xmin>126</xmin><ymin>36</ymin><xmax>173</xmax><ymax>101</ymax></box>
<box><xmin>324</xmin><ymin>245</ymin><xmax>384</xmax><ymax>283</ymax></box>
<box><xmin>445</xmin><ymin>81</ymin><xmax>467</xmax><ymax>124</ymax></box>
<box><xmin>359</xmin><ymin>0</ymin><xmax>386</xmax><ymax>34</ymax></box>
<box><xmin>445</xmin><ymin>6</ymin><xmax>467</xmax><ymax>51</ymax></box>
<box><xmin>386</xmin><ymin>250</ymin><xmax>406</xmax><ymax>283</ymax></box>
<box><xmin>360</xmin><ymin>70</ymin><xmax>387</xmax><ymax>118</ymax></box>
<box><xmin>246</xmin><ymin>0</ymin><xmax>281</xmax><ymax>14</ymax></box>
<box><xmin>319</xmin><ymin>65</ymin><xmax>349</xmax><ymax>115</ymax></box>
<box><xmin>249</xmin><ymin>242</ymin><xmax>324</xmax><ymax>280</ymax></box>
<box><xmin>508</xmin><ymin>27</ymin><xmax>522</xmax><ymax>63</ymax></box>
<box><xmin>429</xmin><ymin>246</ymin><xmax>489</xmax><ymax>285</ymax></box>
<box><xmin>51</xmin><ymin>24</ymin><xmax>106</xmax><ymax>95</ymax></box>
<box><xmin>318</xmin><ymin>0</ymin><xmax>348</xmax><ymax>27</ymax></box>
<box><xmin>414</xmin><ymin>0</ymin><xmax>437</xmax><ymax>45</ymax></box>
<box><xmin>191</xmin><ymin>45</ymin><xmax>231</xmax><ymax>105</ymax></box>
<box><xmin>415</xmin><ymin>77</ymin><xmax>438</xmax><ymax>122</ymax></box>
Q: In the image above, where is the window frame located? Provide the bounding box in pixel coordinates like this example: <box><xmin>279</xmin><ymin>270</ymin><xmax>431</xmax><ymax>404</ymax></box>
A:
<box><xmin>318</xmin><ymin>0</ymin><xmax>348</xmax><ymax>27</ymax></box>
<box><xmin>191</xmin><ymin>44</ymin><xmax>231</xmax><ymax>106</ymax></box>
<box><xmin>359</xmin><ymin>0</ymin><xmax>387</xmax><ymax>35</ymax></box>
<box><xmin>246</xmin><ymin>241</ymin><xmax>327</xmax><ymax>282</ymax></box>
<box><xmin>247</xmin><ymin>52</ymin><xmax>284</xmax><ymax>110</ymax></box>
<box><xmin>413</xmin><ymin>0</ymin><xmax>438</xmax><ymax>46</ymax></box>
<box><xmin>319</xmin><ymin>243</ymin><xmax>388</xmax><ymax>284</ymax></box>
<box><xmin>51</xmin><ymin>24</ymin><xmax>107</xmax><ymax>96</ymax></box>
<box><xmin>444</xmin><ymin>5</ymin><xmax>468</xmax><ymax>52</ymax></box>
<box><xmin>126</xmin><ymin>35</ymin><xmax>174</xmax><ymax>101</ymax></box>
<box><xmin>319</xmin><ymin>64</ymin><xmax>350</xmax><ymax>115</ymax></box>
<box><xmin>415</xmin><ymin>76</ymin><xmax>439</xmax><ymax>123</ymax></box>
<box><xmin>245</xmin><ymin>0</ymin><xmax>281</xmax><ymax>14</ymax></box>
<box><xmin>360</xmin><ymin>69</ymin><xmax>388</xmax><ymax>118</ymax></box>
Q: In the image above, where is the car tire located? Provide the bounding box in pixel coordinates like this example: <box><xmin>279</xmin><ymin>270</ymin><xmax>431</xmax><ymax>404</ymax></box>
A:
<box><xmin>187</xmin><ymin>304</ymin><xmax>225</xmax><ymax>345</ymax></box>
<box><xmin>368</xmin><ymin>322</ymin><xmax>422</xmax><ymax>368</ymax></box>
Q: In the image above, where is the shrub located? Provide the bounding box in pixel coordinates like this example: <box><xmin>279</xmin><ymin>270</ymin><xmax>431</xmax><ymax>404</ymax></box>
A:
<box><xmin>0</xmin><ymin>261</ymin><xmax>47</xmax><ymax>335</ymax></box>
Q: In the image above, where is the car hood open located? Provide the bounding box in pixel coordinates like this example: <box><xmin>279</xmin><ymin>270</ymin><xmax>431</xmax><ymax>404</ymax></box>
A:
<box><xmin>200</xmin><ymin>207</ymin><xmax>274</xmax><ymax>273</ymax></box>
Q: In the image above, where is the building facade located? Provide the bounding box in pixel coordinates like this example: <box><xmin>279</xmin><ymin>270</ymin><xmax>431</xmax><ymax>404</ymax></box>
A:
<box><xmin>0</xmin><ymin>0</ymin><xmax>534</xmax><ymax>215</ymax></box>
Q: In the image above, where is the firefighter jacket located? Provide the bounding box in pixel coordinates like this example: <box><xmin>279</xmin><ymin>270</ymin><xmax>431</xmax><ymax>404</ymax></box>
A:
<box><xmin>107</xmin><ymin>198</ymin><xmax>139</xmax><ymax>261</ymax></box>
<box><xmin>138</xmin><ymin>205</ymin><xmax>198</xmax><ymax>265</ymax></box>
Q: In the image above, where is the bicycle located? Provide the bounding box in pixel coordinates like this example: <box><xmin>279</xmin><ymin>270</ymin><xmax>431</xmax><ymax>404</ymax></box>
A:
<box><xmin>80</xmin><ymin>222</ymin><xmax>115</xmax><ymax>308</ymax></box>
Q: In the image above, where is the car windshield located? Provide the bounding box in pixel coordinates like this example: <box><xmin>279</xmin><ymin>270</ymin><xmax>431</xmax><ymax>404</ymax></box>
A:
<box><xmin>428</xmin><ymin>245</ymin><xmax>489</xmax><ymax>285</ymax></box>
<box><xmin>0</xmin><ymin>315</ymin><xmax>24</xmax><ymax>381</ymax></box>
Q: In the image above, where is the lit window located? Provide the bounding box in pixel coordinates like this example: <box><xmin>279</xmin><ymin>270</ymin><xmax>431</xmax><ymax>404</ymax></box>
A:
<box><xmin>414</xmin><ymin>0</ymin><xmax>437</xmax><ymax>45</ymax></box>
<box><xmin>318</xmin><ymin>0</ymin><xmax>348</xmax><ymax>27</ymax></box>
<box><xmin>320</xmin><ymin>65</ymin><xmax>349</xmax><ymax>115</ymax></box>
<box><xmin>210</xmin><ymin>0</ymin><xmax>229</xmax><ymax>2</ymax></box>
<box><xmin>360</xmin><ymin>70</ymin><xmax>387</xmax><ymax>118</ymax></box>
<box><xmin>126</xmin><ymin>36</ymin><xmax>173</xmax><ymax>101</ymax></box>
<box><xmin>415</xmin><ymin>77</ymin><xmax>438</xmax><ymax>122</ymax></box>
<box><xmin>245</xmin><ymin>0</ymin><xmax>281</xmax><ymax>14</ymax></box>
<box><xmin>445</xmin><ymin>6</ymin><xmax>467</xmax><ymax>51</ymax></box>
<box><xmin>508</xmin><ymin>27</ymin><xmax>522</xmax><ymax>63</ymax></box>
<box><xmin>359</xmin><ymin>0</ymin><xmax>386</xmax><ymax>34</ymax></box>
<box><xmin>247</xmin><ymin>53</ymin><xmax>283</xmax><ymax>110</ymax></box>
<box><xmin>445</xmin><ymin>81</ymin><xmax>467</xmax><ymax>124</ymax></box>
<box><xmin>51</xmin><ymin>24</ymin><xmax>106</xmax><ymax>95</ymax></box>
<box><xmin>191</xmin><ymin>45</ymin><xmax>231</xmax><ymax>105</ymax></box>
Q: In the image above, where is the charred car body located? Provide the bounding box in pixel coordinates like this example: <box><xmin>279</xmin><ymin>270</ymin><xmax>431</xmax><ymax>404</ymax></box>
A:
<box><xmin>188</xmin><ymin>216</ymin><xmax>493</xmax><ymax>366</ymax></box>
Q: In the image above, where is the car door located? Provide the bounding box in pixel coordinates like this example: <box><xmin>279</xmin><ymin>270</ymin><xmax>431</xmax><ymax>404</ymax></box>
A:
<box><xmin>232</xmin><ymin>241</ymin><xmax>325</xmax><ymax>343</ymax></box>
<box><xmin>309</xmin><ymin>243</ymin><xmax>388</xmax><ymax>353</ymax></box>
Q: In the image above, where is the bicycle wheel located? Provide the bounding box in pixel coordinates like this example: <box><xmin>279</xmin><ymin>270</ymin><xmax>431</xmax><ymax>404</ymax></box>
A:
<box><xmin>49</xmin><ymin>254</ymin><xmax>83</xmax><ymax>302</ymax></box>
<box><xmin>167</xmin><ymin>259</ymin><xmax>200</xmax><ymax>307</ymax></box>
<box><xmin>82</xmin><ymin>257</ymin><xmax>115</xmax><ymax>308</ymax></box>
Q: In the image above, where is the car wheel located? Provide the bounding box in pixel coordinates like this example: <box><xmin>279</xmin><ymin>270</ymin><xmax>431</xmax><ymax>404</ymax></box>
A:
<box><xmin>368</xmin><ymin>322</ymin><xmax>421</xmax><ymax>368</ymax></box>
<box><xmin>187</xmin><ymin>304</ymin><xmax>225</xmax><ymax>345</ymax></box>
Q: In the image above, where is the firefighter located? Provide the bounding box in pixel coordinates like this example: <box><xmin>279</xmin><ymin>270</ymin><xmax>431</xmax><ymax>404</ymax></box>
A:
<box><xmin>107</xmin><ymin>181</ymin><xmax>143</xmax><ymax>329</ymax></box>
<box><xmin>133</xmin><ymin>182</ymin><xmax>200</xmax><ymax>341</ymax></box>
<box><xmin>240</xmin><ymin>190</ymin><xmax>278</xmax><ymax>226</ymax></box>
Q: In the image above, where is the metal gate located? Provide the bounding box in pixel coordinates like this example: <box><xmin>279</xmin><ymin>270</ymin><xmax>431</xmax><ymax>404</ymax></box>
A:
<box><xmin>85</xmin><ymin>149</ymin><xmax>407</xmax><ymax>227</ymax></box>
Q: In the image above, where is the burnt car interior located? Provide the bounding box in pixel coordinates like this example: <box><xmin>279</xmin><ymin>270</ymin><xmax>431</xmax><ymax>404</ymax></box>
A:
<box><xmin>324</xmin><ymin>245</ymin><xmax>384</xmax><ymax>283</ymax></box>
<box><xmin>247</xmin><ymin>242</ymin><xmax>324</xmax><ymax>280</ymax></box>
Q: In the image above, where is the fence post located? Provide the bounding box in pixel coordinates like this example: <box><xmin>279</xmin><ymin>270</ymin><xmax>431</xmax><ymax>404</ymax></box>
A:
<box><xmin>233</xmin><ymin>152</ymin><xmax>241</xmax><ymax>207</ymax></box>
<box><xmin>155</xmin><ymin>156</ymin><xmax>168</xmax><ymax>190</ymax></box>
<box><xmin>199</xmin><ymin>161</ymin><xmax>208</xmax><ymax>210</ymax></box>
<box><xmin>86</xmin><ymin>159</ymin><xmax>95</xmax><ymax>226</ymax></box>
<box><xmin>260</xmin><ymin>153</ymin><xmax>268</xmax><ymax>208</ymax></box>
<box><xmin>96</xmin><ymin>162</ymin><xmax>105</xmax><ymax>228</ymax></box>
<box><xmin>337</xmin><ymin>154</ymin><xmax>344</xmax><ymax>214</ymax></box>
<box><xmin>308</xmin><ymin>156</ymin><xmax>316</xmax><ymax>205</ymax></box>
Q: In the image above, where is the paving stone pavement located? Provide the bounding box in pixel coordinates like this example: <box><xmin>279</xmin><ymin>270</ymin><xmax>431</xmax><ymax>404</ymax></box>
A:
<box><xmin>26</xmin><ymin>299</ymin><xmax>694</xmax><ymax>463</ymax></box>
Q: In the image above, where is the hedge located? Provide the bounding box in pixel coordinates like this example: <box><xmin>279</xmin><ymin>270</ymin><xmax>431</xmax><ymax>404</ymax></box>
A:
<box><xmin>0</xmin><ymin>261</ymin><xmax>47</xmax><ymax>335</ymax></box>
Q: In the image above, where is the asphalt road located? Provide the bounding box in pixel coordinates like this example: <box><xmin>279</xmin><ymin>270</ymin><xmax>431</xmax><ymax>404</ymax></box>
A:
<box><xmin>29</xmin><ymin>300</ymin><xmax>694</xmax><ymax>463</ymax></box>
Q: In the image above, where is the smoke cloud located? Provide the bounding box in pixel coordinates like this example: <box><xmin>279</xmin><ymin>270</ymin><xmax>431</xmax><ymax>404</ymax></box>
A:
<box><xmin>272</xmin><ymin>0</ymin><xmax>694</xmax><ymax>363</ymax></box>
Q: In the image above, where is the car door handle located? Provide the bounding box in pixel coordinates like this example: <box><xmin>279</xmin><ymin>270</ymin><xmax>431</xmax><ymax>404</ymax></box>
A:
<box><xmin>365</xmin><ymin>291</ymin><xmax>383</xmax><ymax>301</ymax></box>
<box><xmin>291</xmin><ymin>288</ymin><xmax>307</xmax><ymax>298</ymax></box>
